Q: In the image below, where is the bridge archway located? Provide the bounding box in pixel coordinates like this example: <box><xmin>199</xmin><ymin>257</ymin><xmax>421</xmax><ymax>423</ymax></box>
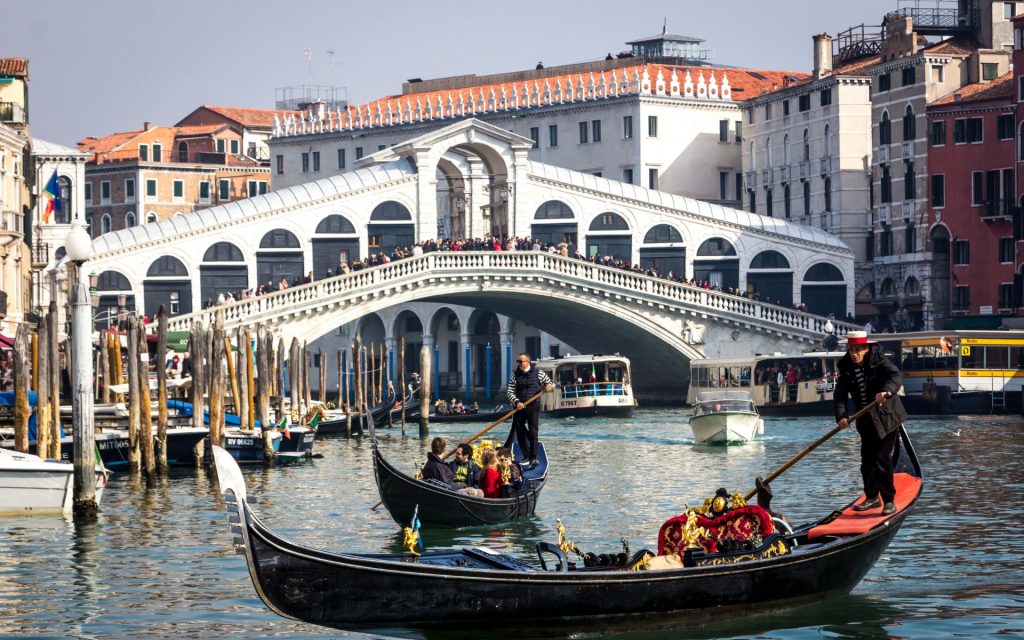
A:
<box><xmin>369</xmin><ymin>201</ymin><xmax>414</xmax><ymax>256</ymax></box>
<box><xmin>437</xmin><ymin>157</ymin><xmax>467</xmax><ymax>239</ymax></box>
<box><xmin>428</xmin><ymin>306</ymin><xmax>463</xmax><ymax>396</ymax></box>
<box><xmin>392</xmin><ymin>309</ymin><xmax>424</xmax><ymax>383</ymax></box>
<box><xmin>532</xmin><ymin>200</ymin><xmax>578</xmax><ymax>253</ymax></box>
<box><xmin>469</xmin><ymin>310</ymin><xmax>502</xmax><ymax>395</ymax></box>
<box><xmin>144</xmin><ymin>255</ymin><xmax>192</xmax><ymax>317</ymax></box>
<box><xmin>96</xmin><ymin>270</ymin><xmax>135</xmax><ymax>327</ymax></box>
<box><xmin>694</xmin><ymin>237</ymin><xmax>739</xmax><ymax>290</ymax></box>
<box><xmin>586</xmin><ymin>211</ymin><xmax>632</xmax><ymax>261</ymax></box>
<box><xmin>746</xmin><ymin>249</ymin><xmax>793</xmax><ymax>306</ymax></box>
<box><xmin>312</xmin><ymin>214</ymin><xmax>359</xmax><ymax>278</ymax></box>
<box><xmin>639</xmin><ymin>223</ymin><xmax>685</xmax><ymax>277</ymax></box>
<box><xmin>801</xmin><ymin>262</ymin><xmax>847</xmax><ymax>317</ymax></box>
<box><xmin>257</xmin><ymin>229</ymin><xmax>303</xmax><ymax>288</ymax></box>
<box><xmin>200</xmin><ymin>241</ymin><xmax>247</xmax><ymax>307</ymax></box>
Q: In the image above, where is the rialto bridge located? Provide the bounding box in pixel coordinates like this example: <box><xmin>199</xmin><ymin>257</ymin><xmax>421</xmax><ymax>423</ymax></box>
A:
<box><xmin>81</xmin><ymin>119</ymin><xmax>857</xmax><ymax>400</ymax></box>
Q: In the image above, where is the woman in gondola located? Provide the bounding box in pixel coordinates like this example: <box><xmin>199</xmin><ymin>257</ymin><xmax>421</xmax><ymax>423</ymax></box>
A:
<box><xmin>478</xmin><ymin>449</ymin><xmax>501</xmax><ymax>498</ymax></box>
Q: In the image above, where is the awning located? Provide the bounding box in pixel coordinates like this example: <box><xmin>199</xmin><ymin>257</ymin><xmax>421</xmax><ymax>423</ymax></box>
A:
<box><xmin>0</xmin><ymin>334</ymin><xmax>13</xmax><ymax>349</ymax></box>
<box><xmin>943</xmin><ymin>316</ymin><xmax>1006</xmax><ymax>330</ymax></box>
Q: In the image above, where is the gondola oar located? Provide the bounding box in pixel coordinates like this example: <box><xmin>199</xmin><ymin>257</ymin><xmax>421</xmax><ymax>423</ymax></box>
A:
<box><xmin>369</xmin><ymin>388</ymin><xmax>547</xmax><ymax>511</ymax></box>
<box><xmin>744</xmin><ymin>397</ymin><xmax>884</xmax><ymax>504</ymax></box>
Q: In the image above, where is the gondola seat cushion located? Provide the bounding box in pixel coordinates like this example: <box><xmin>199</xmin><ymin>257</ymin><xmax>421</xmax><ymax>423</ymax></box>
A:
<box><xmin>658</xmin><ymin>505</ymin><xmax>775</xmax><ymax>556</ymax></box>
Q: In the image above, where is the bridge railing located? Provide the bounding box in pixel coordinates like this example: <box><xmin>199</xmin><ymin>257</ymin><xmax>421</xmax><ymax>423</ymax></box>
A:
<box><xmin>167</xmin><ymin>251</ymin><xmax>857</xmax><ymax>338</ymax></box>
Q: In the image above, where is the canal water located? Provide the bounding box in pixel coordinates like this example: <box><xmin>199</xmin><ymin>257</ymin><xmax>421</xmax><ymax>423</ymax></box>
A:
<box><xmin>1</xmin><ymin>409</ymin><xmax>1022</xmax><ymax>639</ymax></box>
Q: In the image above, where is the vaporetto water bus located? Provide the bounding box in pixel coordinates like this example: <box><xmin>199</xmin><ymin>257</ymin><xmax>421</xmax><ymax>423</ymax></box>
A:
<box><xmin>874</xmin><ymin>330</ymin><xmax>1024</xmax><ymax>414</ymax></box>
<box><xmin>687</xmin><ymin>351</ymin><xmax>846</xmax><ymax>416</ymax></box>
<box><xmin>536</xmin><ymin>354</ymin><xmax>637</xmax><ymax>418</ymax></box>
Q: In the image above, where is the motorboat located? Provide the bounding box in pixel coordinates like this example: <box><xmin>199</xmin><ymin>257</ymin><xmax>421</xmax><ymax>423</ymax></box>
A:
<box><xmin>688</xmin><ymin>391</ymin><xmax>763</xmax><ymax>444</ymax></box>
<box><xmin>0</xmin><ymin>448</ymin><xmax>109</xmax><ymax>516</ymax></box>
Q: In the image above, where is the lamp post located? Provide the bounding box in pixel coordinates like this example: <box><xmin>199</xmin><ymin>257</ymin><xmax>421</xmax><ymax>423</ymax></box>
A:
<box><xmin>63</xmin><ymin>221</ymin><xmax>97</xmax><ymax>518</ymax></box>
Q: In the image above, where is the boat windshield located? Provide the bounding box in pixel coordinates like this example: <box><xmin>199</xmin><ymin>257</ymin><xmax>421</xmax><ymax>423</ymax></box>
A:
<box><xmin>694</xmin><ymin>391</ymin><xmax>756</xmax><ymax>414</ymax></box>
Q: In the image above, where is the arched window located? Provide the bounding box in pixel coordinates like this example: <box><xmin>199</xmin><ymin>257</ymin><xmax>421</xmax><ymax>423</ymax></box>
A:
<box><xmin>766</xmin><ymin>188</ymin><xmax>773</xmax><ymax>217</ymax></box>
<box><xmin>100</xmin><ymin>213</ymin><xmax>112</xmax><ymax>234</ymax></box>
<box><xmin>146</xmin><ymin>212</ymin><xmax>157</xmax><ymax>223</ymax></box>
<box><xmin>370</xmin><ymin>201</ymin><xmax>412</xmax><ymax>221</ymax></box>
<box><xmin>57</xmin><ymin>175</ymin><xmax>72</xmax><ymax>224</ymax></box>
<box><xmin>177</xmin><ymin>141</ymin><xmax>188</xmax><ymax>163</ymax></box>
<box><xmin>315</xmin><ymin>214</ymin><xmax>357</xmax><ymax>234</ymax></box>
<box><xmin>824</xmin><ymin>124</ymin><xmax>831</xmax><ymax>156</ymax></box>
<box><xmin>696</xmin><ymin>237</ymin><xmax>737</xmax><ymax>256</ymax></box>
<box><xmin>643</xmin><ymin>224</ymin><xmax>683</xmax><ymax>244</ymax></box>
<box><xmin>589</xmin><ymin>212</ymin><xmax>629</xmax><ymax>231</ymax></box>
<box><xmin>805</xmin><ymin>263</ymin><xmax>844</xmax><ymax>282</ymax></box>
<box><xmin>904</xmin><ymin>276</ymin><xmax>921</xmax><ymax>297</ymax></box>
<box><xmin>784</xmin><ymin>184</ymin><xmax>792</xmax><ymax>218</ymax></box>
<box><xmin>203</xmin><ymin>242</ymin><xmax>244</xmax><ymax>262</ymax></box>
<box><xmin>534</xmin><ymin>200</ymin><xmax>574</xmax><ymax>220</ymax></box>
<box><xmin>803</xmin><ymin>181</ymin><xmax>811</xmax><ymax>216</ymax></box>
<box><xmin>824</xmin><ymin>178</ymin><xmax>832</xmax><ymax>212</ymax></box>
<box><xmin>765</xmin><ymin>136</ymin><xmax>773</xmax><ymax>170</ymax></box>
<box><xmin>802</xmin><ymin>128</ymin><xmax>810</xmax><ymax>161</ymax></box>
<box><xmin>749</xmin><ymin>140</ymin><xmax>756</xmax><ymax>167</ymax></box>
<box><xmin>880</xmin><ymin>278</ymin><xmax>897</xmax><ymax>297</ymax></box>
<box><xmin>903</xmin><ymin>105</ymin><xmax>916</xmax><ymax>141</ymax></box>
<box><xmin>259</xmin><ymin>229</ymin><xmax>301</xmax><ymax>249</ymax></box>
<box><xmin>124</xmin><ymin>211</ymin><xmax>136</xmax><ymax>227</ymax></box>
<box><xmin>880</xmin><ymin>110</ymin><xmax>891</xmax><ymax>145</ymax></box>
<box><xmin>783</xmin><ymin>133</ymin><xmax>790</xmax><ymax>165</ymax></box>
<box><xmin>750</xmin><ymin>250</ymin><xmax>790</xmax><ymax>269</ymax></box>
<box><xmin>146</xmin><ymin>256</ymin><xmax>189</xmax><ymax>277</ymax></box>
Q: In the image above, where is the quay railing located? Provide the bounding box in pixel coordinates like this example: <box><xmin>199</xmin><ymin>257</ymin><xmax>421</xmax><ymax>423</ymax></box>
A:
<box><xmin>166</xmin><ymin>252</ymin><xmax>858</xmax><ymax>340</ymax></box>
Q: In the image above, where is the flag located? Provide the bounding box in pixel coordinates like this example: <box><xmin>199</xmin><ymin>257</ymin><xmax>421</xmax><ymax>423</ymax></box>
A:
<box><xmin>42</xmin><ymin>171</ymin><xmax>61</xmax><ymax>223</ymax></box>
<box><xmin>277</xmin><ymin>416</ymin><xmax>291</xmax><ymax>440</ymax></box>
<box><xmin>309</xmin><ymin>412</ymin><xmax>321</xmax><ymax>428</ymax></box>
<box><xmin>411</xmin><ymin>504</ymin><xmax>423</xmax><ymax>550</ymax></box>
<box><xmin>590</xmin><ymin>363</ymin><xmax>597</xmax><ymax>382</ymax></box>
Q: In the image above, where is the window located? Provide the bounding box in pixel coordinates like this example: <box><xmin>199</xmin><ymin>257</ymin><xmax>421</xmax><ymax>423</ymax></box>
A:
<box><xmin>904</xmin><ymin>224</ymin><xmax>916</xmax><ymax>252</ymax></box>
<box><xmin>953</xmin><ymin>118</ymin><xmax>966</xmax><ymax>143</ymax></box>
<box><xmin>169</xmin><ymin>291</ymin><xmax>180</xmax><ymax>315</ymax></box>
<box><xmin>901</xmin><ymin>66</ymin><xmax>916</xmax><ymax>86</ymax></box>
<box><xmin>337</xmin><ymin>148</ymin><xmax>346</xmax><ymax>169</ymax></box>
<box><xmin>592</xmin><ymin>119</ymin><xmax>602</xmax><ymax>142</ymax></box>
<box><xmin>248</xmin><ymin>180</ymin><xmax>258</xmax><ymax>197</ymax></box>
<box><xmin>100</xmin><ymin>213</ymin><xmax>111</xmax><ymax>234</ymax></box>
<box><xmin>146</xmin><ymin>179</ymin><xmax>157</xmax><ymax>199</ymax></box>
<box><xmin>147</xmin><ymin>212</ymin><xmax>157</xmax><ymax>223</ymax></box>
<box><xmin>648</xmin><ymin>167</ymin><xmax>658</xmax><ymax>190</ymax></box>
<box><xmin>719</xmin><ymin>171</ymin><xmax>729</xmax><ymax>200</ymax></box>
<box><xmin>953</xmin><ymin>285</ymin><xmax>970</xmax><ymax>311</ymax></box>
<box><xmin>152</xmin><ymin>143</ymin><xmax>162</xmax><ymax>162</ymax></box>
<box><xmin>998</xmin><ymin>114</ymin><xmax>1015</xmax><ymax>139</ymax></box>
<box><xmin>216</xmin><ymin>139</ymin><xmax>225</xmax><ymax>153</ymax></box>
<box><xmin>125</xmin><ymin>212</ymin><xmax>136</xmax><ymax>227</ymax></box>
<box><xmin>783</xmin><ymin>100</ymin><xmax>790</xmax><ymax>116</ymax></box>
<box><xmin>903</xmin><ymin>106</ymin><xmax>916</xmax><ymax>140</ymax></box>
<box><xmin>139</xmin><ymin>144</ymin><xmax>149</xmax><ymax>161</ymax></box>
<box><xmin>377</xmin><ymin>144</ymin><xmax>386</xmax><ymax>151</ymax></box>
<box><xmin>802</xmin><ymin>129</ymin><xmax>810</xmax><ymax>161</ymax></box>
<box><xmin>931</xmin><ymin>174</ymin><xmax>945</xmax><ymax>207</ymax></box>
<box><xmin>967</xmin><ymin>117</ymin><xmax>984</xmax><ymax>143</ymax></box>
<box><xmin>972</xmin><ymin>171</ymin><xmax>984</xmax><ymax>204</ymax></box>
<box><xmin>930</xmin><ymin>120</ymin><xmax>946</xmax><ymax>146</ymax></box>
<box><xmin>749</xmin><ymin>190</ymin><xmax>757</xmax><ymax>213</ymax></box>
<box><xmin>983</xmin><ymin>63</ymin><xmax>1000</xmax><ymax>81</ymax></box>
<box><xmin>803</xmin><ymin>181</ymin><xmax>811</xmax><ymax>216</ymax></box>
<box><xmin>735</xmin><ymin>173</ymin><xmax>742</xmax><ymax>201</ymax></box>
<box><xmin>199</xmin><ymin>181</ymin><xmax>210</xmax><ymax>201</ymax></box>
<box><xmin>1000</xmin><ymin>283</ymin><xmax>1014</xmax><ymax>310</ymax></box>
<box><xmin>276</xmin><ymin>155</ymin><xmax>284</xmax><ymax>174</ymax></box>
<box><xmin>824</xmin><ymin>177</ymin><xmax>832</xmax><ymax>212</ymax></box>
<box><xmin>85</xmin><ymin>183</ymin><xmax>92</xmax><ymax>203</ymax></box>
<box><xmin>932</xmin><ymin>64</ymin><xmax>945</xmax><ymax>83</ymax></box>
<box><xmin>301</xmin><ymin>152</ymin><xmax>310</xmax><ymax>172</ymax></box>
<box><xmin>355</xmin><ymin>146</ymin><xmax>364</xmax><ymax>159</ymax></box>
<box><xmin>734</xmin><ymin>121</ymin><xmax>742</xmax><ymax>142</ymax></box>
<box><xmin>878</xmin><ymin>72</ymin><xmax>891</xmax><ymax>92</ymax></box>
<box><xmin>229</xmin><ymin>139</ymin><xmax>239</xmax><ymax>155</ymax></box>
<box><xmin>529</xmin><ymin>127</ymin><xmax>539</xmax><ymax>148</ymax></box>
<box><xmin>881</xmin><ymin>165</ymin><xmax>892</xmax><ymax>203</ymax></box>
<box><xmin>623</xmin><ymin>115</ymin><xmax>633</xmax><ymax>139</ymax></box>
<box><xmin>172</xmin><ymin>180</ymin><xmax>183</xmax><ymax>201</ymax></box>
<box><xmin>311</xmin><ymin>151</ymin><xmax>320</xmax><ymax>172</ymax></box>
<box><xmin>953</xmin><ymin>239</ymin><xmax>970</xmax><ymax>265</ymax></box>
<box><xmin>880</xmin><ymin>111</ymin><xmax>891</xmax><ymax>145</ymax></box>
<box><xmin>646</xmin><ymin>115</ymin><xmax>659</xmax><ymax>137</ymax></box>
<box><xmin>1000</xmin><ymin>237</ymin><xmax>1015</xmax><ymax>263</ymax></box>
<box><xmin>765</xmin><ymin>103</ymin><xmax>772</xmax><ymax>120</ymax></box>
<box><xmin>623</xmin><ymin>168</ymin><xmax>634</xmax><ymax>184</ymax></box>
<box><xmin>784</xmin><ymin>184</ymin><xmax>792</xmax><ymax>218</ymax></box>
<box><xmin>258</xmin><ymin>181</ymin><xmax>267</xmax><ymax>195</ymax></box>
<box><xmin>579</xmin><ymin>121</ymin><xmax>589</xmax><ymax>143</ymax></box>
<box><xmin>880</xmin><ymin>228</ymin><xmax>893</xmax><ymax>256</ymax></box>
<box><xmin>904</xmin><ymin>162</ymin><xmax>916</xmax><ymax>200</ymax></box>
<box><xmin>218</xmin><ymin>179</ymin><xmax>229</xmax><ymax>200</ymax></box>
<box><xmin>101</xmin><ymin>180</ymin><xmax>111</xmax><ymax>203</ymax></box>
<box><xmin>719</xmin><ymin>119</ymin><xmax>729</xmax><ymax>142</ymax></box>
<box><xmin>766</xmin><ymin>189</ymin><xmax>773</xmax><ymax>216</ymax></box>
<box><xmin>798</xmin><ymin>94</ymin><xmax>811</xmax><ymax>111</ymax></box>
<box><xmin>820</xmin><ymin>87</ymin><xmax>832</xmax><ymax>106</ymax></box>
<box><xmin>1006</xmin><ymin>2</ymin><xmax>1017</xmax><ymax>20</ymax></box>
<box><xmin>548</xmin><ymin>125</ymin><xmax>558</xmax><ymax>147</ymax></box>
<box><xmin>125</xmin><ymin>179</ymin><xmax>135</xmax><ymax>202</ymax></box>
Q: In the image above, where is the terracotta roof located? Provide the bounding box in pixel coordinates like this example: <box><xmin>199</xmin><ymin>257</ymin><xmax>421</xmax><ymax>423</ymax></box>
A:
<box><xmin>931</xmin><ymin>71</ymin><xmax>1014</xmax><ymax>106</ymax></box>
<box><xmin>198</xmin><ymin>105</ymin><xmax>284</xmax><ymax>128</ymax></box>
<box><xmin>923</xmin><ymin>36</ymin><xmax>977</xmax><ymax>56</ymax></box>
<box><xmin>77</xmin><ymin>129</ymin><xmax>145</xmax><ymax>156</ymax></box>
<box><xmin>0</xmin><ymin>58</ymin><xmax>28</xmax><ymax>78</ymax></box>
<box><xmin>174</xmin><ymin>124</ymin><xmax>231</xmax><ymax>137</ymax></box>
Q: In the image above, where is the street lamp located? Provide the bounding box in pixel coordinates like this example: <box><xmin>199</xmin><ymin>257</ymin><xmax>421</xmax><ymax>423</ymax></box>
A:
<box><xmin>63</xmin><ymin>221</ymin><xmax>98</xmax><ymax>517</ymax></box>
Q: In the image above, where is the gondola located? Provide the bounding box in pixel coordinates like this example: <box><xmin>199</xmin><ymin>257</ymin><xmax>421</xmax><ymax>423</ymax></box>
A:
<box><xmin>372</xmin><ymin>436</ymin><xmax>548</xmax><ymax>527</ymax></box>
<box><xmin>213</xmin><ymin>425</ymin><xmax>922</xmax><ymax>629</ymax></box>
<box><xmin>315</xmin><ymin>389</ymin><xmax>408</xmax><ymax>436</ymax></box>
<box><xmin>403</xmin><ymin>403</ymin><xmax>511</xmax><ymax>423</ymax></box>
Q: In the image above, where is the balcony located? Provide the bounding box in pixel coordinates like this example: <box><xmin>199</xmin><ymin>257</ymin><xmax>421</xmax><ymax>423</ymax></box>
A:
<box><xmin>820</xmin><ymin>156</ymin><xmax>832</xmax><ymax>175</ymax></box>
<box><xmin>799</xmin><ymin>161</ymin><xmax>809</xmax><ymax>180</ymax></box>
<box><xmin>744</xmin><ymin>171</ymin><xmax>756</xmax><ymax>190</ymax></box>
<box><xmin>878</xmin><ymin>203</ymin><xmax>891</xmax><ymax>224</ymax></box>
<box><xmin>980</xmin><ymin>199</ymin><xmax>1017</xmax><ymax>221</ymax></box>
<box><xmin>0</xmin><ymin>210</ymin><xmax>23</xmax><ymax>237</ymax></box>
<box><xmin>761</xmin><ymin>169</ymin><xmax>770</xmax><ymax>187</ymax></box>
<box><xmin>778</xmin><ymin>165</ymin><xmax>789</xmax><ymax>183</ymax></box>
<box><xmin>0</xmin><ymin>102</ymin><xmax>25</xmax><ymax>125</ymax></box>
<box><xmin>901</xmin><ymin>201</ymin><xmax>915</xmax><ymax>220</ymax></box>
<box><xmin>877</xmin><ymin>145</ymin><xmax>890</xmax><ymax>164</ymax></box>
<box><xmin>195</xmin><ymin>151</ymin><xmax>228</xmax><ymax>165</ymax></box>
<box><xmin>32</xmin><ymin>242</ymin><xmax>51</xmax><ymax>268</ymax></box>
<box><xmin>901</xmin><ymin>140</ymin><xmax>914</xmax><ymax>160</ymax></box>
<box><xmin>886</xmin><ymin>1</ymin><xmax>978</xmax><ymax>37</ymax></box>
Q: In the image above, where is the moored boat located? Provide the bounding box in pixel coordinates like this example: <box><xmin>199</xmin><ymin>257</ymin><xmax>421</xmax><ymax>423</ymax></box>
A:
<box><xmin>1</xmin><ymin>427</ymin><xmax>210</xmax><ymax>471</ymax></box>
<box><xmin>0</xmin><ymin>448</ymin><xmax>109</xmax><ymax>516</ymax></box>
<box><xmin>212</xmin><ymin>425</ymin><xmax>922</xmax><ymax>629</ymax></box>
<box><xmin>536</xmin><ymin>354</ymin><xmax>637</xmax><ymax>418</ymax></box>
<box><xmin>688</xmin><ymin>391</ymin><xmax>763</xmax><ymax>444</ymax></box>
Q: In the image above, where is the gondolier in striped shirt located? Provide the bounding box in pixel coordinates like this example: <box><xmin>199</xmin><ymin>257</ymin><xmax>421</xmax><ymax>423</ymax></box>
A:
<box><xmin>834</xmin><ymin>330</ymin><xmax>907</xmax><ymax>517</ymax></box>
<box><xmin>506</xmin><ymin>352</ymin><xmax>553</xmax><ymax>467</ymax></box>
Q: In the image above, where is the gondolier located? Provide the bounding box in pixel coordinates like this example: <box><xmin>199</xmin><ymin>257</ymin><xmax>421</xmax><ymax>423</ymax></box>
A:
<box><xmin>506</xmin><ymin>352</ymin><xmax>553</xmax><ymax>466</ymax></box>
<box><xmin>834</xmin><ymin>330</ymin><xmax>907</xmax><ymax>516</ymax></box>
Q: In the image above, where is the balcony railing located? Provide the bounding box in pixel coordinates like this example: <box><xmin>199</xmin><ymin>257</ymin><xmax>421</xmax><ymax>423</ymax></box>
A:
<box><xmin>902</xmin><ymin>201</ymin><xmax>915</xmax><ymax>220</ymax></box>
<box><xmin>901</xmin><ymin>140</ymin><xmax>914</xmax><ymax>160</ymax></box>
<box><xmin>778</xmin><ymin>165</ymin><xmax>789</xmax><ymax>183</ymax></box>
<box><xmin>799</xmin><ymin>161</ymin><xmax>809</xmax><ymax>180</ymax></box>
<box><xmin>886</xmin><ymin>3</ymin><xmax>978</xmax><ymax>35</ymax></box>
<box><xmin>820</xmin><ymin>157</ymin><xmax>832</xmax><ymax>175</ymax></box>
<box><xmin>878</xmin><ymin>145</ymin><xmax>890</xmax><ymax>164</ymax></box>
<box><xmin>0</xmin><ymin>210</ymin><xmax>23</xmax><ymax>236</ymax></box>
<box><xmin>744</xmin><ymin>171</ymin><xmax>755</xmax><ymax>191</ymax></box>
<box><xmin>981</xmin><ymin>200</ymin><xmax>1017</xmax><ymax>220</ymax></box>
<box><xmin>0</xmin><ymin>102</ymin><xmax>25</xmax><ymax>125</ymax></box>
<box><xmin>32</xmin><ymin>242</ymin><xmax>51</xmax><ymax>267</ymax></box>
<box><xmin>761</xmin><ymin>169</ymin><xmax>770</xmax><ymax>187</ymax></box>
<box><xmin>879</xmin><ymin>203</ymin><xmax>891</xmax><ymax>224</ymax></box>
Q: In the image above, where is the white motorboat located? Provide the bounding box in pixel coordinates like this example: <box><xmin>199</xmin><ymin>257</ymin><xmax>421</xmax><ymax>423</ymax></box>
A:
<box><xmin>688</xmin><ymin>391</ymin><xmax>763</xmax><ymax>444</ymax></box>
<box><xmin>0</xmin><ymin>448</ymin><xmax>109</xmax><ymax>516</ymax></box>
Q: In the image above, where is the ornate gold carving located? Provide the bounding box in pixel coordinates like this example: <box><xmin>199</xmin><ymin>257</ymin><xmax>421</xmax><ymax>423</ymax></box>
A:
<box><xmin>402</xmin><ymin>526</ymin><xmax>421</xmax><ymax>557</ymax></box>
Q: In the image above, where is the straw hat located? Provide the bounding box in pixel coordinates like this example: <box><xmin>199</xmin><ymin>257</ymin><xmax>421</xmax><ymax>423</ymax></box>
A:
<box><xmin>842</xmin><ymin>330</ymin><xmax>877</xmax><ymax>346</ymax></box>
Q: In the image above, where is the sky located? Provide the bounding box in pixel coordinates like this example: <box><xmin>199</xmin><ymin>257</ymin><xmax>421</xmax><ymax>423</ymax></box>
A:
<box><xmin>4</xmin><ymin>0</ymin><xmax>895</xmax><ymax>146</ymax></box>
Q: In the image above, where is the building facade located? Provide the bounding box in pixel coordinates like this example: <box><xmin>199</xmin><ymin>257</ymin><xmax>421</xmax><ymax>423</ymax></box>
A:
<box><xmin>0</xmin><ymin>58</ymin><xmax>33</xmax><ymax>336</ymax></box>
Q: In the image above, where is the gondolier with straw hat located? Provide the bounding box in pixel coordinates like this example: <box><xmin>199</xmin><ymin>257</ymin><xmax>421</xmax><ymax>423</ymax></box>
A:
<box><xmin>834</xmin><ymin>330</ymin><xmax>907</xmax><ymax>516</ymax></box>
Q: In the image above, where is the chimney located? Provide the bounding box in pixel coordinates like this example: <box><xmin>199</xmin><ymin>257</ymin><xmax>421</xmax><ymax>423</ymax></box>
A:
<box><xmin>143</xmin><ymin>121</ymin><xmax>152</xmax><ymax>131</ymax></box>
<box><xmin>813</xmin><ymin>33</ymin><xmax>833</xmax><ymax>80</ymax></box>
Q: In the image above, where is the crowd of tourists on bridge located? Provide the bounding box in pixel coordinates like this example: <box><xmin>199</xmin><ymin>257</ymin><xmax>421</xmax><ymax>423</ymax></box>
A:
<box><xmin>198</xmin><ymin>235</ymin><xmax>851</xmax><ymax>318</ymax></box>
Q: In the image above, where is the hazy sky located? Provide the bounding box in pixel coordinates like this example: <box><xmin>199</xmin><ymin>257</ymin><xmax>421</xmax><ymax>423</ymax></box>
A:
<box><xmin>5</xmin><ymin>0</ymin><xmax>895</xmax><ymax>146</ymax></box>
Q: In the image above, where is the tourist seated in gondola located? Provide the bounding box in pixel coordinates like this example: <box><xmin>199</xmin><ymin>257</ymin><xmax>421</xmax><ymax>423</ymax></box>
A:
<box><xmin>496</xmin><ymin>447</ymin><xmax>524</xmax><ymax>495</ymax></box>
<box><xmin>434</xmin><ymin>398</ymin><xmax>449</xmax><ymax>415</ymax></box>
<box><xmin>478</xmin><ymin>449</ymin><xmax>502</xmax><ymax>498</ymax></box>
<box><xmin>448</xmin><ymin>443</ymin><xmax>483</xmax><ymax>496</ymax></box>
<box><xmin>420</xmin><ymin>437</ymin><xmax>455</xmax><ymax>486</ymax></box>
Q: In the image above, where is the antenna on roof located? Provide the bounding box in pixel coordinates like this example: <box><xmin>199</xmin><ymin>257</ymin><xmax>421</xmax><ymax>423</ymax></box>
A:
<box><xmin>662</xmin><ymin>17</ymin><xmax>668</xmax><ymax>34</ymax></box>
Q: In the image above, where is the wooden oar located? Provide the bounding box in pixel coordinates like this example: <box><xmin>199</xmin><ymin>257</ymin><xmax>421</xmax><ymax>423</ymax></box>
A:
<box><xmin>370</xmin><ymin>388</ymin><xmax>547</xmax><ymax>510</ymax></box>
<box><xmin>441</xmin><ymin>388</ymin><xmax>547</xmax><ymax>461</ymax></box>
<box><xmin>744</xmin><ymin>397</ymin><xmax>884</xmax><ymax>502</ymax></box>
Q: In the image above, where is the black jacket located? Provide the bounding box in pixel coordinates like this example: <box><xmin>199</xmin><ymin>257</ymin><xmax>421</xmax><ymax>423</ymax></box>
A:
<box><xmin>834</xmin><ymin>349</ymin><xmax>907</xmax><ymax>438</ymax></box>
<box><xmin>421</xmin><ymin>453</ymin><xmax>454</xmax><ymax>486</ymax></box>
<box><xmin>506</xmin><ymin>366</ymin><xmax>551</xmax><ymax>406</ymax></box>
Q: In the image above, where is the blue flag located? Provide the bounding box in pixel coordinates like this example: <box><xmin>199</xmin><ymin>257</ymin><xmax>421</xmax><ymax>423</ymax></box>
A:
<box><xmin>411</xmin><ymin>504</ymin><xmax>423</xmax><ymax>550</ymax></box>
